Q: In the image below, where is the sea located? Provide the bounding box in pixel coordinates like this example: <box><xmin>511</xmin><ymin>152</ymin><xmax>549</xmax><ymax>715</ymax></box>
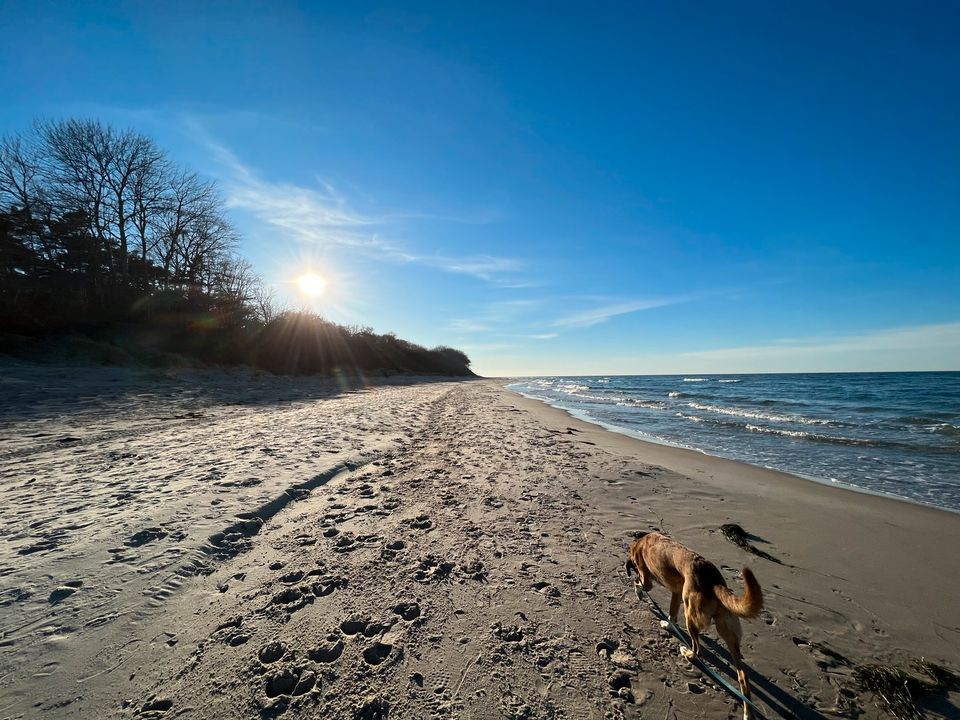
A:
<box><xmin>507</xmin><ymin>372</ymin><xmax>960</xmax><ymax>513</ymax></box>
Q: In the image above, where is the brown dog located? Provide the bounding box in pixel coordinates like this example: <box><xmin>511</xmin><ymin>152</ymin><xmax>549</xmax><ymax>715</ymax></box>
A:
<box><xmin>626</xmin><ymin>531</ymin><xmax>763</xmax><ymax>719</ymax></box>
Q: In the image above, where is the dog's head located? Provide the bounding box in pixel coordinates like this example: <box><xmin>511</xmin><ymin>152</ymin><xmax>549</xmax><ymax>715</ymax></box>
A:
<box><xmin>623</xmin><ymin>530</ymin><xmax>650</xmax><ymax>578</ymax></box>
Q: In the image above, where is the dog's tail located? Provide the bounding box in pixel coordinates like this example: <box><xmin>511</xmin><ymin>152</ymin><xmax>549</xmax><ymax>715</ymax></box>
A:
<box><xmin>714</xmin><ymin>567</ymin><xmax>763</xmax><ymax>618</ymax></box>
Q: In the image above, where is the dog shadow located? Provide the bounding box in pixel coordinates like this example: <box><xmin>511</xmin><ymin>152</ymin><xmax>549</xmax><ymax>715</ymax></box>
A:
<box><xmin>670</xmin><ymin>624</ymin><xmax>959</xmax><ymax>720</ymax></box>
<box><xmin>667</xmin><ymin>626</ymin><xmax>830</xmax><ymax>720</ymax></box>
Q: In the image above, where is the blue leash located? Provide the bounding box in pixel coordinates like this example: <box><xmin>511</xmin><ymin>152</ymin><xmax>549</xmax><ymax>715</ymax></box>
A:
<box><xmin>635</xmin><ymin>585</ymin><xmax>765</xmax><ymax>717</ymax></box>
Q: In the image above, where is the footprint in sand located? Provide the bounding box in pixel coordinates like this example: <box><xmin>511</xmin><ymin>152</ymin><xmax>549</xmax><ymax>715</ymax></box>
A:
<box><xmin>414</xmin><ymin>556</ymin><xmax>453</xmax><ymax>583</ymax></box>
<box><xmin>340</xmin><ymin>617</ymin><xmax>371</xmax><ymax>635</ymax></box>
<box><xmin>140</xmin><ymin>697</ymin><xmax>173</xmax><ymax>714</ymax></box>
<box><xmin>384</xmin><ymin>540</ymin><xmax>405</xmax><ymax>554</ymax></box>
<box><xmin>362</xmin><ymin>641</ymin><xmax>393</xmax><ymax>665</ymax></box>
<box><xmin>355</xmin><ymin>696</ymin><xmax>391</xmax><ymax>720</ymax></box>
<box><xmin>271</xmin><ymin>587</ymin><xmax>311</xmax><ymax>614</ymax></box>
<box><xmin>258</xmin><ymin>641</ymin><xmax>287</xmax><ymax>664</ymax></box>
<box><xmin>272</xmin><ymin>587</ymin><xmax>303</xmax><ymax>605</ymax></box>
<box><xmin>308</xmin><ymin>635</ymin><xmax>344</xmax><ymax>663</ymax></box>
<box><xmin>264</xmin><ymin>666</ymin><xmax>316</xmax><ymax>698</ymax></box>
<box><xmin>311</xmin><ymin>576</ymin><xmax>346</xmax><ymax>597</ymax></box>
<box><xmin>406</xmin><ymin>514</ymin><xmax>434</xmax><ymax>531</ymax></box>
<box><xmin>393</xmin><ymin>602</ymin><xmax>421</xmax><ymax>621</ymax></box>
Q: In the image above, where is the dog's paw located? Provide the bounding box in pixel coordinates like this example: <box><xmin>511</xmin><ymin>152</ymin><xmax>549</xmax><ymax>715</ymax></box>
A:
<box><xmin>659</xmin><ymin>620</ymin><xmax>670</xmax><ymax>630</ymax></box>
<box><xmin>679</xmin><ymin>646</ymin><xmax>695</xmax><ymax>661</ymax></box>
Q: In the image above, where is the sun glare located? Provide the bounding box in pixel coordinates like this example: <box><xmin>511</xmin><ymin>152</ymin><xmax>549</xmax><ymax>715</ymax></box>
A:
<box><xmin>297</xmin><ymin>272</ymin><xmax>328</xmax><ymax>297</ymax></box>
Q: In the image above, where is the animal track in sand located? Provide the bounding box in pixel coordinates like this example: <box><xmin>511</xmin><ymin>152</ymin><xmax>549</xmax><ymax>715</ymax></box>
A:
<box><xmin>124</xmin><ymin>526</ymin><xmax>168</xmax><ymax>547</ymax></box>
<box><xmin>492</xmin><ymin>623</ymin><xmax>525</xmax><ymax>643</ymax></box>
<box><xmin>355</xmin><ymin>695</ymin><xmax>391</xmax><ymax>720</ymax></box>
<box><xmin>414</xmin><ymin>556</ymin><xmax>453</xmax><ymax>583</ymax></box>
<box><xmin>362</xmin><ymin>641</ymin><xmax>393</xmax><ymax>665</ymax></box>
<box><xmin>226</xmin><ymin>632</ymin><xmax>250</xmax><ymax>646</ymax></box>
<box><xmin>264</xmin><ymin>666</ymin><xmax>316</xmax><ymax>698</ymax></box>
<box><xmin>272</xmin><ymin>587</ymin><xmax>303</xmax><ymax>605</ymax></box>
<box><xmin>311</xmin><ymin>576</ymin><xmax>346</xmax><ymax>597</ymax></box>
<box><xmin>356</xmin><ymin>483</ymin><xmax>377</xmax><ymax>498</ymax></box>
<box><xmin>460</xmin><ymin>560</ymin><xmax>487</xmax><ymax>581</ymax></box>
<box><xmin>258</xmin><ymin>641</ymin><xmax>287</xmax><ymax>664</ymax></box>
<box><xmin>140</xmin><ymin>697</ymin><xmax>173</xmax><ymax>713</ymax></box>
<box><xmin>340</xmin><ymin>617</ymin><xmax>371</xmax><ymax>635</ymax></box>
<box><xmin>308</xmin><ymin>636</ymin><xmax>344</xmax><ymax>663</ymax></box>
<box><xmin>392</xmin><ymin>602</ymin><xmax>421</xmax><ymax>621</ymax></box>
<box><xmin>406</xmin><ymin>514</ymin><xmax>434</xmax><ymax>530</ymax></box>
<box><xmin>530</xmin><ymin>581</ymin><xmax>560</xmax><ymax>598</ymax></box>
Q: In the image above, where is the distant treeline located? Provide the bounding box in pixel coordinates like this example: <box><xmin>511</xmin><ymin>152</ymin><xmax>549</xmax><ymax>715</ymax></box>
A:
<box><xmin>0</xmin><ymin>119</ymin><xmax>473</xmax><ymax>376</ymax></box>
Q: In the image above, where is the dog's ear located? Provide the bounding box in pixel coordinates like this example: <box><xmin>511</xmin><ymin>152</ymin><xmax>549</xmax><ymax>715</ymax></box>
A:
<box><xmin>624</xmin><ymin>558</ymin><xmax>636</xmax><ymax>578</ymax></box>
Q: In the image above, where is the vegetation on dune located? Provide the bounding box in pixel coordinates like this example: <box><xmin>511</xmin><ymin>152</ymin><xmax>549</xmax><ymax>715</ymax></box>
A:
<box><xmin>0</xmin><ymin>119</ymin><xmax>473</xmax><ymax>376</ymax></box>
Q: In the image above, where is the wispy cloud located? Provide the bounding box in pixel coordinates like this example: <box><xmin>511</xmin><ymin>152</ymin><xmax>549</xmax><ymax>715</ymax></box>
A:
<box><xmin>551</xmin><ymin>297</ymin><xmax>687</xmax><ymax>328</ymax></box>
<box><xmin>419</xmin><ymin>254</ymin><xmax>522</xmax><ymax>280</ymax></box>
<box><xmin>679</xmin><ymin>322</ymin><xmax>960</xmax><ymax>364</ymax></box>
<box><xmin>449</xmin><ymin>298</ymin><xmax>545</xmax><ymax>334</ymax></box>
<box><xmin>206</xmin><ymin>141</ymin><xmax>521</xmax><ymax>282</ymax></box>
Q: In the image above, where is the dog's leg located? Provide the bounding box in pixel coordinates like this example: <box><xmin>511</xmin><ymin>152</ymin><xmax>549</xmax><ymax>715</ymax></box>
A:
<box><xmin>716</xmin><ymin>613</ymin><xmax>752</xmax><ymax>720</ymax></box>
<box><xmin>660</xmin><ymin>591</ymin><xmax>683</xmax><ymax>630</ymax></box>
<box><xmin>669</xmin><ymin>592</ymin><xmax>682</xmax><ymax>624</ymax></box>
<box><xmin>682</xmin><ymin>623</ymin><xmax>701</xmax><ymax>661</ymax></box>
<box><xmin>679</xmin><ymin>595</ymin><xmax>700</xmax><ymax>660</ymax></box>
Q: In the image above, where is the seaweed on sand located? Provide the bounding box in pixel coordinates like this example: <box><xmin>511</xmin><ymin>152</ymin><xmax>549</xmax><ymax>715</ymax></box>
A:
<box><xmin>853</xmin><ymin>658</ymin><xmax>960</xmax><ymax>720</ymax></box>
<box><xmin>719</xmin><ymin>523</ymin><xmax>785</xmax><ymax>565</ymax></box>
<box><xmin>911</xmin><ymin>658</ymin><xmax>960</xmax><ymax>692</ymax></box>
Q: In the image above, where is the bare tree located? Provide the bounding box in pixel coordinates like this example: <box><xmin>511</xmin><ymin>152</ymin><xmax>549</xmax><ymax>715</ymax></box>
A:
<box><xmin>156</xmin><ymin>170</ymin><xmax>218</xmax><ymax>286</ymax></box>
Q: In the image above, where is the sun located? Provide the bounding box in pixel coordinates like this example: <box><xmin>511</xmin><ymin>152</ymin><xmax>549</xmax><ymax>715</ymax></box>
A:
<box><xmin>297</xmin><ymin>272</ymin><xmax>328</xmax><ymax>297</ymax></box>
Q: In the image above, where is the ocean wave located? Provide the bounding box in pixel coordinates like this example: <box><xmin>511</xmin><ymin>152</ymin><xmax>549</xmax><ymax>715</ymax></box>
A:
<box><xmin>667</xmin><ymin>391</ymin><xmax>686</xmax><ymax>398</ymax></box>
<box><xmin>685</xmin><ymin>402</ymin><xmax>837</xmax><ymax>426</ymax></box>
<box><xmin>683</xmin><ymin>378</ymin><xmax>709</xmax><ymax>382</ymax></box>
<box><xmin>899</xmin><ymin>413</ymin><xmax>959</xmax><ymax>426</ymax></box>
<box><xmin>557</xmin><ymin>383</ymin><xmax>589</xmax><ymax>394</ymax></box>
<box><xmin>930</xmin><ymin>423</ymin><xmax>960</xmax><ymax>439</ymax></box>
<box><xmin>742</xmin><ymin>424</ymin><xmax>956</xmax><ymax>452</ymax></box>
<box><xmin>671</xmin><ymin>410</ymin><xmax>946</xmax><ymax>453</ymax></box>
<box><xmin>616</xmin><ymin>399</ymin><xmax>667</xmax><ymax>410</ymax></box>
<box><xmin>718</xmin><ymin>379</ymin><xmax>741</xmax><ymax>383</ymax></box>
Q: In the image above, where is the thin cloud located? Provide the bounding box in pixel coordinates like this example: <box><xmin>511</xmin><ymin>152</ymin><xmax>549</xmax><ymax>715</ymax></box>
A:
<box><xmin>552</xmin><ymin>297</ymin><xmax>687</xmax><ymax>328</ymax></box>
<box><xmin>449</xmin><ymin>298</ymin><xmax>545</xmax><ymax>334</ymax></box>
<box><xmin>206</xmin><ymin>141</ymin><xmax>522</xmax><ymax>282</ymax></box>
<box><xmin>679</xmin><ymin>322</ymin><xmax>960</xmax><ymax>363</ymax></box>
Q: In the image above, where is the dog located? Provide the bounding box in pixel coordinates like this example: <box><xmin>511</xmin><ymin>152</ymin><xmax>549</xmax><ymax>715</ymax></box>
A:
<box><xmin>625</xmin><ymin>531</ymin><xmax>763</xmax><ymax>719</ymax></box>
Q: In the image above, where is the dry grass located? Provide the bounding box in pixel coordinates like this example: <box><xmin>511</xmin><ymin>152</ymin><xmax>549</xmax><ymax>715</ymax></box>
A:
<box><xmin>853</xmin><ymin>658</ymin><xmax>960</xmax><ymax>720</ymax></box>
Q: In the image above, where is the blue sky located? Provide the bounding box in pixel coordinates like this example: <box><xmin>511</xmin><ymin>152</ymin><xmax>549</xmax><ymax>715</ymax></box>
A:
<box><xmin>2</xmin><ymin>1</ymin><xmax>959</xmax><ymax>375</ymax></box>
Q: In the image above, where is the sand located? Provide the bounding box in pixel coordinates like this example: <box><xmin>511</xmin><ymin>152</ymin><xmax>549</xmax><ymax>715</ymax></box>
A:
<box><xmin>1</xmin><ymin>365</ymin><xmax>958</xmax><ymax>719</ymax></box>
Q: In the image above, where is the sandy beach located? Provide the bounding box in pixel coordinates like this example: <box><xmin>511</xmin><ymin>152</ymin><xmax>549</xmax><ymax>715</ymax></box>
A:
<box><xmin>2</xmin><ymin>364</ymin><xmax>959</xmax><ymax>719</ymax></box>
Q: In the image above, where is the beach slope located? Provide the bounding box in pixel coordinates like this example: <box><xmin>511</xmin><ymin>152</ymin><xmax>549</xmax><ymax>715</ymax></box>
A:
<box><xmin>1</xmin><ymin>368</ymin><xmax>958</xmax><ymax>719</ymax></box>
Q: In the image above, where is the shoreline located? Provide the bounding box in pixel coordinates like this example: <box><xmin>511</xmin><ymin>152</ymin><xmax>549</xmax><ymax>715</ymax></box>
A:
<box><xmin>504</xmin><ymin>382</ymin><xmax>960</xmax><ymax>518</ymax></box>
